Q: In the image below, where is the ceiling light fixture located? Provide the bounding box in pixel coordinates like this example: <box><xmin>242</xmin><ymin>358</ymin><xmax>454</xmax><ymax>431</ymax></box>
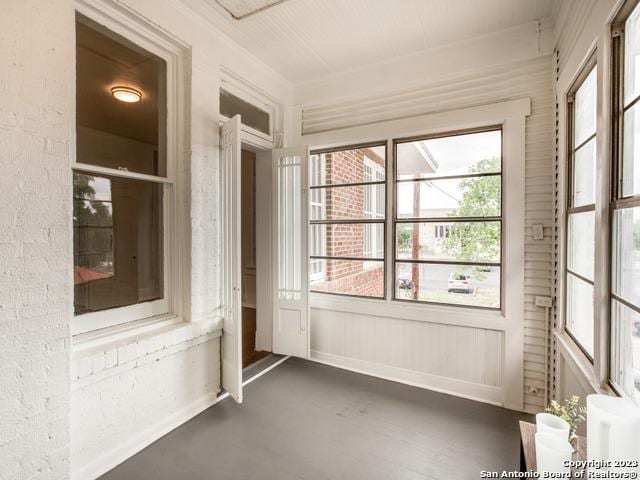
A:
<box><xmin>111</xmin><ymin>86</ymin><xmax>142</xmax><ymax>103</ymax></box>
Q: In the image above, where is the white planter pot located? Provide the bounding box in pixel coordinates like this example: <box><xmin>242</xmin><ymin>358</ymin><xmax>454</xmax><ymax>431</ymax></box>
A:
<box><xmin>536</xmin><ymin>412</ymin><xmax>570</xmax><ymax>441</ymax></box>
<box><xmin>535</xmin><ymin>432</ymin><xmax>573</xmax><ymax>475</ymax></box>
<box><xmin>587</xmin><ymin>394</ymin><xmax>640</xmax><ymax>476</ymax></box>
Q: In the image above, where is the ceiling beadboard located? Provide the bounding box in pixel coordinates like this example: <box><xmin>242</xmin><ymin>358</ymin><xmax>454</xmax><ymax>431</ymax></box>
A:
<box><xmin>215</xmin><ymin>0</ymin><xmax>287</xmax><ymax>19</ymax></box>
<box><xmin>302</xmin><ymin>55</ymin><xmax>555</xmax><ymax>412</ymax></box>
<box><xmin>193</xmin><ymin>0</ymin><xmax>553</xmax><ymax>83</ymax></box>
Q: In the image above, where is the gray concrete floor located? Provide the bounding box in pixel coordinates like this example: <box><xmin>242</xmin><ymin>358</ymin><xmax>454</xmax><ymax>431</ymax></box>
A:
<box><xmin>100</xmin><ymin>357</ymin><xmax>529</xmax><ymax>480</ymax></box>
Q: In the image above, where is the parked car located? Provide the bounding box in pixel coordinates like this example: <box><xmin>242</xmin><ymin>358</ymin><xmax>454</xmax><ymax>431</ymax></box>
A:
<box><xmin>447</xmin><ymin>273</ymin><xmax>475</xmax><ymax>294</ymax></box>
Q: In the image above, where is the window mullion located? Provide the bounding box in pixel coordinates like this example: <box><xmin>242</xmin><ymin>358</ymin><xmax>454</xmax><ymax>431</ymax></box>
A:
<box><xmin>73</xmin><ymin>163</ymin><xmax>174</xmax><ymax>185</ymax></box>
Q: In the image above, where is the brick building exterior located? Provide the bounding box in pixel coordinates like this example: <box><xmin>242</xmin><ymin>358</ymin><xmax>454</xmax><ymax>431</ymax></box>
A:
<box><xmin>311</xmin><ymin>146</ymin><xmax>385</xmax><ymax>297</ymax></box>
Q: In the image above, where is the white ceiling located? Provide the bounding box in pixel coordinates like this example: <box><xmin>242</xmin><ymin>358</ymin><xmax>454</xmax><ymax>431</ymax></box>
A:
<box><xmin>196</xmin><ymin>0</ymin><xmax>554</xmax><ymax>84</ymax></box>
<box><xmin>215</xmin><ymin>0</ymin><xmax>289</xmax><ymax>19</ymax></box>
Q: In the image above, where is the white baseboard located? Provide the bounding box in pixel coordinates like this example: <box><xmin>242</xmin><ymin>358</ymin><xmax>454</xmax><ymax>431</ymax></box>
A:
<box><xmin>72</xmin><ymin>391</ymin><xmax>221</xmax><ymax>480</ymax></box>
<box><xmin>310</xmin><ymin>350</ymin><xmax>505</xmax><ymax>408</ymax></box>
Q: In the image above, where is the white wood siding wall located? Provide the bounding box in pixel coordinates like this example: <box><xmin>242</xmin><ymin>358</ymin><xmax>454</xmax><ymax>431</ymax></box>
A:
<box><xmin>556</xmin><ymin>350</ymin><xmax>593</xmax><ymax>436</ymax></box>
<box><xmin>303</xmin><ymin>55</ymin><xmax>554</xmax><ymax>412</ymax></box>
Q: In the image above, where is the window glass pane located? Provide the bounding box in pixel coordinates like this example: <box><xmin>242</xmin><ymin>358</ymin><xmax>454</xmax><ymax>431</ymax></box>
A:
<box><xmin>396</xmin><ymin>177</ymin><xmax>500</xmax><ymax>219</ymax></box>
<box><xmin>277</xmin><ymin>156</ymin><xmax>302</xmax><ymax>300</ymax></box>
<box><xmin>396</xmin><ymin>130</ymin><xmax>501</xmax><ymax>180</ymax></box>
<box><xmin>310</xmin><ymin>259</ymin><xmax>383</xmax><ymax>298</ymax></box>
<box><xmin>311</xmin><ymin>224</ymin><xmax>383</xmax><ymax>259</ymax></box>
<box><xmin>396</xmin><ymin>221</ymin><xmax>500</xmax><ymax>263</ymax></box>
<box><xmin>612</xmin><ymin>207</ymin><xmax>640</xmax><ymax>305</ymax></box>
<box><xmin>310</xmin><ymin>143</ymin><xmax>387</xmax><ymax>299</ymax></box>
<box><xmin>220</xmin><ymin>89</ymin><xmax>270</xmax><ymax>136</ymax></box>
<box><xmin>73</xmin><ymin>172</ymin><xmax>164</xmax><ymax>315</ymax></box>
<box><xmin>310</xmin><ymin>145</ymin><xmax>386</xmax><ymax>186</ymax></box>
<box><xmin>567</xmin><ymin>211</ymin><xmax>595</xmax><ymax>281</ymax></box>
<box><xmin>610</xmin><ymin>299</ymin><xmax>640</xmax><ymax>398</ymax></box>
<box><xmin>572</xmin><ymin>138</ymin><xmax>596</xmax><ymax>206</ymax></box>
<box><xmin>625</xmin><ymin>2</ymin><xmax>640</xmax><ymax>106</ymax></box>
<box><xmin>395</xmin><ymin>262</ymin><xmax>500</xmax><ymax>308</ymax></box>
<box><xmin>76</xmin><ymin>16</ymin><xmax>167</xmax><ymax>176</ymax></box>
<box><xmin>309</xmin><ymin>258</ymin><xmax>326</xmax><ymax>281</ymax></box>
<box><xmin>573</xmin><ymin>67</ymin><xmax>597</xmax><ymax>148</ymax></box>
<box><xmin>566</xmin><ymin>272</ymin><xmax>594</xmax><ymax>357</ymax></box>
<box><xmin>622</xmin><ymin>104</ymin><xmax>640</xmax><ymax>197</ymax></box>
<box><xmin>311</xmin><ymin>184</ymin><xmax>385</xmax><ymax>221</ymax></box>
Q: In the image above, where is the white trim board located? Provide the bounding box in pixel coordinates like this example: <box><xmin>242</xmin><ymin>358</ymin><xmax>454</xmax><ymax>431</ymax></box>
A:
<box><xmin>295</xmin><ymin>97</ymin><xmax>531</xmax><ymax>148</ymax></box>
<box><xmin>310</xmin><ymin>350</ymin><xmax>504</xmax><ymax>408</ymax></box>
<box><xmin>310</xmin><ymin>294</ymin><xmax>506</xmax><ymax>331</ymax></box>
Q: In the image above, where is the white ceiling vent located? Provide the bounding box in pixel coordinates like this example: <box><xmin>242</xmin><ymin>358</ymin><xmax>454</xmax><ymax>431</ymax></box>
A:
<box><xmin>215</xmin><ymin>0</ymin><xmax>290</xmax><ymax>20</ymax></box>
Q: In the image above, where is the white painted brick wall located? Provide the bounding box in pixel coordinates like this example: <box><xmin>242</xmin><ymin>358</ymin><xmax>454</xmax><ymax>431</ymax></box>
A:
<box><xmin>0</xmin><ymin>0</ymin><xmax>291</xmax><ymax>478</ymax></box>
<box><xmin>70</xmin><ymin>324</ymin><xmax>221</xmax><ymax>479</ymax></box>
<box><xmin>0</xmin><ymin>1</ymin><xmax>73</xmax><ymax>479</ymax></box>
<box><xmin>65</xmin><ymin>1</ymin><xmax>291</xmax><ymax>478</ymax></box>
<box><xmin>72</xmin><ymin>339</ymin><xmax>220</xmax><ymax>460</ymax></box>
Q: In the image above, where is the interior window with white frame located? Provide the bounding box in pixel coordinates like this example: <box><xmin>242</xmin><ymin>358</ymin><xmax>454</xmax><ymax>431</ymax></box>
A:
<box><xmin>565</xmin><ymin>58</ymin><xmax>597</xmax><ymax>359</ymax></box>
<box><xmin>73</xmin><ymin>14</ymin><xmax>173</xmax><ymax>334</ymax></box>
<box><xmin>611</xmin><ymin>0</ymin><xmax>640</xmax><ymax>400</ymax></box>
<box><xmin>309</xmin><ymin>144</ymin><xmax>386</xmax><ymax>298</ymax></box>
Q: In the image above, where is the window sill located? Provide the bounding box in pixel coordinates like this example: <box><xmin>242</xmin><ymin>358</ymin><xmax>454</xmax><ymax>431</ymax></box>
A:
<box><xmin>554</xmin><ymin>330</ymin><xmax>616</xmax><ymax>397</ymax></box>
<box><xmin>310</xmin><ymin>292</ymin><xmax>506</xmax><ymax>330</ymax></box>
<box><xmin>71</xmin><ymin>314</ymin><xmax>223</xmax><ymax>386</ymax></box>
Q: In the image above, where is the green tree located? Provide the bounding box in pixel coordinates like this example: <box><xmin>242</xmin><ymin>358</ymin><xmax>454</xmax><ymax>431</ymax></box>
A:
<box><xmin>440</xmin><ymin>157</ymin><xmax>500</xmax><ymax>280</ymax></box>
<box><xmin>396</xmin><ymin>224</ymin><xmax>412</xmax><ymax>254</ymax></box>
<box><xmin>73</xmin><ymin>173</ymin><xmax>114</xmax><ymax>273</ymax></box>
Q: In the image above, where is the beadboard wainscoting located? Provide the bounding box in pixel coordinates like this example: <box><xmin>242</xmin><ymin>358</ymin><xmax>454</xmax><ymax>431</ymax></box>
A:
<box><xmin>311</xmin><ymin>306</ymin><xmax>505</xmax><ymax>405</ymax></box>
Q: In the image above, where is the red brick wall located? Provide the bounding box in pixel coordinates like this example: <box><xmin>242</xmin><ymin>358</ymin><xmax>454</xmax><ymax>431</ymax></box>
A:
<box><xmin>312</xmin><ymin>263</ymin><xmax>384</xmax><ymax>297</ymax></box>
<box><xmin>315</xmin><ymin>147</ymin><xmax>385</xmax><ymax>297</ymax></box>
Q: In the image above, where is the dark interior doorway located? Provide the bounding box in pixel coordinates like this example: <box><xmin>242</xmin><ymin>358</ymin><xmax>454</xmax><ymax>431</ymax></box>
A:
<box><xmin>241</xmin><ymin>149</ymin><xmax>270</xmax><ymax>368</ymax></box>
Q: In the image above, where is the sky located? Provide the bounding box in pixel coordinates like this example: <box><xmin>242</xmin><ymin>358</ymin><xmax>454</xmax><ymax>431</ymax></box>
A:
<box><xmin>397</xmin><ymin>130</ymin><xmax>501</xmax><ymax>215</ymax></box>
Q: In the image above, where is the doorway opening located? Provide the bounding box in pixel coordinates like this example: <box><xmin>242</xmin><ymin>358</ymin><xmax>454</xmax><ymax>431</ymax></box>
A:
<box><xmin>241</xmin><ymin>148</ymin><xmax>271</xmax><ymax>368</ymax></box>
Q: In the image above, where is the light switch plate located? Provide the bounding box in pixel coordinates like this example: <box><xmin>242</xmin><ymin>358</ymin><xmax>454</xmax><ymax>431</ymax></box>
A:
<box><xmin>535</xmin><ymin>296</ymin><xmax>552</xmax><ymax>308</ymax></box>
<box><xmin>533</xmin><ymin>224</ymin><xmax>544</xmax><ymax>240</ymax></box>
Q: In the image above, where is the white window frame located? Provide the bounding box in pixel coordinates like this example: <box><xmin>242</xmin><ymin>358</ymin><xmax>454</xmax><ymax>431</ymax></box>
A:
<box><xmin>363</xmin><ymin>156</ymin><xmax>385</xmax><ymax>269</ymax></box>
<box><xmin>609</xmin><ymin>0</ymin><xmax>640</xmax><ymax>403</ymax></box>
<box><xmin>72</xmin><ymin>0</ymin><xmax>187</xmax><ymax>336</ymax></box>
<box><xmin>393</xmin><ymin>126</ymin><xmax>503</xmax><ymax>310</ymax></box>
<box><xmin>310</xmin><ymin>155</ymin><xmax>326</xmax><ymax>282</ymax></box>
<box><xmin>308</xmin><ymin>143</ymin><xmax>387</xmax><ymax>299</ymax></box>
<box><xmin>564</xmin><ymin>56</ymin><xmax>598</xmax><ymax>361</ymax></box>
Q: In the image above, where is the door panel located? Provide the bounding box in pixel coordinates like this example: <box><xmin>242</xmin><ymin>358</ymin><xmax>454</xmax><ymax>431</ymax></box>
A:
<box><xmin>220</xmin><ymin>115</ymin><xmax>242</xmax><ymax>403</ymax></box>
<box><xmin>272</xmin><ymin>147</ymin><xmax>309</xmax><ymax>358</ymax></box>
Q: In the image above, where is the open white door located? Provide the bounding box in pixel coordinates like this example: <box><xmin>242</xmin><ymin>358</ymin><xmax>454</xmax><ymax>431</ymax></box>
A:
<box><xmin>220</xmin><ymin>115</ymin><xmax>242</xmax><ymax>403</ymax></box>
<box><xmin>272</xmin><ymin>147</ymin><xmax>310</xmax><ymax>358</ymax></box>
